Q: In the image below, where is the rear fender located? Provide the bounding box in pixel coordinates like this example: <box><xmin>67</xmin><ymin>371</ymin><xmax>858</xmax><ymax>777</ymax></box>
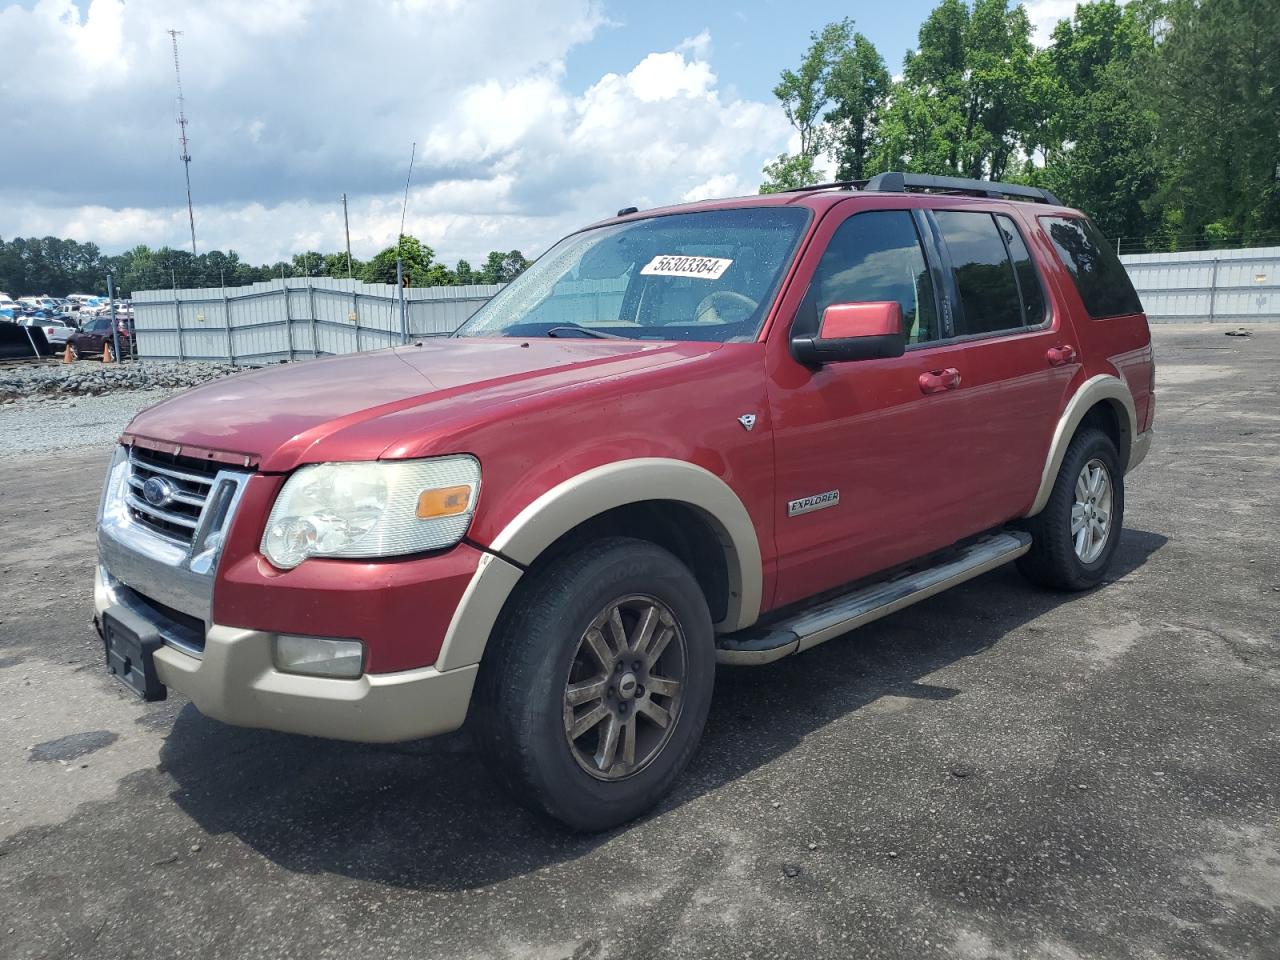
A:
<box><xmin>1027</xmin><ymin>374</ymin><xmax>1138</xmax><ymax>517</ymax></box>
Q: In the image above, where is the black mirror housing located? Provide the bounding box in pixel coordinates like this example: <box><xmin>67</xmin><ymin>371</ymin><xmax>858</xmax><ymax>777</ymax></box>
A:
<box><xmin>791</xmin><ymin>333</ymin><xmax>905</xmax><ymax>365</ymax></box>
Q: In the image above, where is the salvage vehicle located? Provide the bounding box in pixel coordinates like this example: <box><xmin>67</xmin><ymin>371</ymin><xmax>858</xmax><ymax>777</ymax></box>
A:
<box><xmin>19</xmin><ymin>314</ymin><xmax>73</xmax><ymax>346</ymax></box>
<box><xmin>69</xmin><ymin>313</ymin><xmax>132</xmax><ymax>359</ymax></box>
<box><xmin>95</xmin><ymin>173</ymin><xmax>1154</xmax><ymax>830</ymax></box>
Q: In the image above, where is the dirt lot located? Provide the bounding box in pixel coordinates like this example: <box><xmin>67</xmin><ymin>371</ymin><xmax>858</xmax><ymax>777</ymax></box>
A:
<box><xmin>1</xmin><ymin>324</ymin><xmax>1277</xmax><ymax>960</ymax></box>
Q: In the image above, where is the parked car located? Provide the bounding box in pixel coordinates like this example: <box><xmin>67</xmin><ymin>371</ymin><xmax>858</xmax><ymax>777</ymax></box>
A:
<box><xmin>18</xmin><ymin>296</ymin><xmax>60</xmax><ymax>313</ymax></box>
<box><xmin>94</xmin><ymin>172</ymin><xmax>1154</xmax><ymax>830</ymax></box>
<box><xmin>68</xmin><ymin>312</ymin><xmax>132</xmax><ymax>359</ymax></box>
<box><xmin>19</xmin><ymin>315</ymin><xmax>73</xmax><ymax>346</ymax></box>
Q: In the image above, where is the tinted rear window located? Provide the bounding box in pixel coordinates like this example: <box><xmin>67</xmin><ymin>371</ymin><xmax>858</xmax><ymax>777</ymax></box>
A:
<box><xmin>1040</xmin><ymin>216</ymin><xmax>1143</xmax><ymax>318</ymax></box>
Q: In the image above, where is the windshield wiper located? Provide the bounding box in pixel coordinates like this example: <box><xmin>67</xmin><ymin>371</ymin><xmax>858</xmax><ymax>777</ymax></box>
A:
<box><xmin>545</xmin><ymin>325</ymin><xmax>628</xmax><ymax>340</ymax></box>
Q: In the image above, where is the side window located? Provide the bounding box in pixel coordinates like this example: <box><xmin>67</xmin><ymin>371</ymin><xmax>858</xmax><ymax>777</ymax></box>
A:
<box><xmin>934</xmin><ymin>211</ymin><xmax>1023</xmax><ymax>336</ymax></box>
<box><xmin>995</xmin><ymin>214</ymin><xmax>1046</xmax><ymax>327</ymax></box>
<box><xmin>1040</xmin><ymin>215</ymin><xmax>1143</xmax><ymax>319</ymax></box>
<box><xmin>810</xmin><ymin>210</ymin><xmax>939</xmax><ymax>344</ymax></box>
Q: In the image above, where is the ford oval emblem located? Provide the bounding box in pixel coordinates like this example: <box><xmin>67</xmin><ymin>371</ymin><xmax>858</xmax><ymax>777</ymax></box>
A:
<box><xmin>141</xmin><ymin>476</ymin><xmax>176</xmax><ymax>508</ymax></box>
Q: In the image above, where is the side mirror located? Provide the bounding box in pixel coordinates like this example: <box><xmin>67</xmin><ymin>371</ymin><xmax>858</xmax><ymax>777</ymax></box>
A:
<box><xmin>791</xmin><ymin>301</ymin><xmax>905</xmax><ymax>365</ymax></box>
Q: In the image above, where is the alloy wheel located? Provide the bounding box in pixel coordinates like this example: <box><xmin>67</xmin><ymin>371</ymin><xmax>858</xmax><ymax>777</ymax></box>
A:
<box><xmin>562</xmin><ymin>594</ymin><xmax>687</xmax><ymax>781</ymax></box>
<box><xmin>1071</xmin><ymin>458</ymin><xmax>1113</xmax><ymax>563</ymax></box>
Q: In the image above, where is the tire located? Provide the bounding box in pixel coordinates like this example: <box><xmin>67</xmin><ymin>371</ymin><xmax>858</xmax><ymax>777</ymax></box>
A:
<box><xmin>472</xmin><ymin>537</ymin><xmax>716</xmax><ymax>831</ymax></box>
<box><xmin>1018</xmin><ymin>427</ymin><xmax>1124</xmax><ymax>591</ymax></box>
<box><xmin>67</xmin><ymin>343</ymin><xmax>80</xmax><ymax>361</ymax></box>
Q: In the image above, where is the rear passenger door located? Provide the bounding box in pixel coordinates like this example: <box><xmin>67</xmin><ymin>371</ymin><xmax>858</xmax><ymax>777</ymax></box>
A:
<box><xmin>928</xmin><ymin>206</ymin><xmax>1079</xmax><ymax>520</ymax></box>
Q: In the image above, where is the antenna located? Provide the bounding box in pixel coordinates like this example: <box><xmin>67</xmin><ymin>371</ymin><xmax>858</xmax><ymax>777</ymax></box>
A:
<box><xmin>398</xmin><ymin>141</ymin><xmax>416</xmax><ymax>253</ymax></box>
<box><xmin>168</xmin><ymin>28</ymin><xmax>197</xmax><ymax>256</ymax></box>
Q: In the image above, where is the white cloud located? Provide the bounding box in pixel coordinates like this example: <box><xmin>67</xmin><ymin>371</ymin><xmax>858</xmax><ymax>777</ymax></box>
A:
<box><xmin>0</xmin><ymin>1</ymin><xmax>790</xmax><ymax>269</ymax></box>
<box><xmin>1025</xmin><ymin>0</ymin><xmax>1085</xmax><ymax>46</ymax></box>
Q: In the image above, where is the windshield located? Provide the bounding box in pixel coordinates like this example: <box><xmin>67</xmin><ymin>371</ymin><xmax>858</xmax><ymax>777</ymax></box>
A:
<box><xmin>454</xmin><ymin>207</ymin><xmax>809</xmax><ymax>343</ymax></box>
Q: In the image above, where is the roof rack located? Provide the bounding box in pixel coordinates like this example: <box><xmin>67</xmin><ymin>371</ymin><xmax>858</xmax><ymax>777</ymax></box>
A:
<box><xmin>866</xmin><ymin>172</ymin><xmax>1061</xmax><ymax>206</ymax></box>
<box><xmin>777</xmin><ymin>179</ymin><xmax>869</xmax><ymax>194</ymax></box>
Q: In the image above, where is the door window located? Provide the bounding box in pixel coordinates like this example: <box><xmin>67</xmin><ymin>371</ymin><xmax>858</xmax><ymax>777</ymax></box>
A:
<box><xmin>809</xmin><ymin>211</ymin><xmax>939</xmax><ymax>344</ymax></box>
<box><xmin>995</xmin><ymin>215</ymin><xmax>1046</xmax><ymax>327</ymax></box>
<box><xmin>934</xmin><ymin>211</ymin><xmax>1025</xmax><ymax>336</ymax></box>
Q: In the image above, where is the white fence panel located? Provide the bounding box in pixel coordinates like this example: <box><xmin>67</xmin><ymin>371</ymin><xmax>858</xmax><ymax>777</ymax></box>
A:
<box><xmin>132</xmin><ymin>249</ymin><xmax>1277</xmax><ymax>364</ymax></box>
<box><xmin>133</xmin><ymin>277</ymin><xmax>505</xmax><ymax>364</ymax></box>
<box><xmin>1122</xmin><ymin>247</ymin><xmax>1279</xmax><ymax>323</ymax></box>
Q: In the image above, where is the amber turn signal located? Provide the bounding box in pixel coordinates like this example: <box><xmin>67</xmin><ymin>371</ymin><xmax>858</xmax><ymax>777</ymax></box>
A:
<box><xmin>416</xmin><ymin>485</ymin><xmax>472</xmax><ymax>519</ymax></box>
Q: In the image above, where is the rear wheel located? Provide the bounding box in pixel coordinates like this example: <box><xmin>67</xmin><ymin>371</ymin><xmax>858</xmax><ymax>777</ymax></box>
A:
<box><xmin>67</xmin><ymin>342</ymin><xmax>81</xmax><ymax>361</ymax></box>
<box><xmin>1018</xmin><ymin>427</ymin><xmax>1124</xmax><ymax>590</ymax></box>
<box><xmin>473</xmin><ymin>537</ymin><xmax>715</xmax><ymax>831</ymax></box>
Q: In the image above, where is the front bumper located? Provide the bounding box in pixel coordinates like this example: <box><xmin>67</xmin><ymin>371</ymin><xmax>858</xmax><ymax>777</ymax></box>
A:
<box><xmin>94</xmin><ymin>567</ymin><xmax>478</xmax><ymax>742</ymax></box>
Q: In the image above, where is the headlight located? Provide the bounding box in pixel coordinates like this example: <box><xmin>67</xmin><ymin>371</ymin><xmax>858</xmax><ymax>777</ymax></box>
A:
<box><xmin>261</xmin><ymin>456</ymin><xmax>480</xmax><ymax>570</ymax></box>
<box><xmin>99</xmin><ymin>444</ymin><xmax>129</xmax><ymax>523</ymax></box>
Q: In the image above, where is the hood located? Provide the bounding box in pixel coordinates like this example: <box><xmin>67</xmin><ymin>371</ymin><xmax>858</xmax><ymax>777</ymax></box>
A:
<box><xmin>123</xmin><ymin>337</ymin><xmax>721</xmax><ymax>471</ymax></box>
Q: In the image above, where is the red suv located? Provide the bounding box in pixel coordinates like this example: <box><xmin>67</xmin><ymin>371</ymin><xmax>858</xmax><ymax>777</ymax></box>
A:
<box><xmin>96</xmin><ymin>173</ymin><xmax>1153</xmax><ymax>830</ymax></box>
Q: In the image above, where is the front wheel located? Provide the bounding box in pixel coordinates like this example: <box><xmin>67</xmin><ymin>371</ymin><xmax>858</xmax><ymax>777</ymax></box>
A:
<box><xmin>1018</xmin><ymin>427</ymin><xmax>1124</xmax><ymax>590</ymax></box>
<box><xmin>473</xmin><ymin>537</ymin><xmax>715</xmax><ymax>831</ymax></box>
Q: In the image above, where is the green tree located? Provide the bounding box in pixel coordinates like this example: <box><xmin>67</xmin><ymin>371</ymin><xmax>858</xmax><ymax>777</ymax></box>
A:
<box><xmin>1033</xmin><ymin>1</ymin><xmax>1161</xmax><ymax>240</ymax></box>
<box><xmin>825</xmin><ymin>34</ymin><xmax>892</xmax><ymax>181</ymax></box>
<box><xmin>320</xmin><ymin>252</ymin><xmax>360</xmax><ymax>278</ymax></box>
<box><xmin>761</xmin><ymin>19</ymin><xmax>891</xmax><ymax>192</ymax></box>
<box><xmin>1145</xmin><ymin>0</ymin><xmax>1280</xmax><ymax>242</ymax></box>
<box><xmin>759</xmin><ymin>153</ymin><xmax>823</xmax><ymax>194</ymax></box>
<box><xmin>290</xmin><ymin>251</ymin><xmax>326</xmax><ymax>277</ymax></box>
<box><xmin>479</xmin><ymin>250</ymin><xmax>530</xmax><ymax>284</ymax></box>
<box><xmin>360</xmin><ymin>235</ymin><xmax>434</xmax><ymax>285</ymax></box>
<box><xmin>874</xmin><ymin>0</ymin><xmax>1037</xmax><ymax>180</ymax></box>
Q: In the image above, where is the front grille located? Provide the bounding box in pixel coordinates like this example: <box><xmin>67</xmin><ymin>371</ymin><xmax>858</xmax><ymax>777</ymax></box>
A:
<box><xmin>126</xmin><ymin>447</ymin><xmax>223</xmax><ymax>546</ymax></box>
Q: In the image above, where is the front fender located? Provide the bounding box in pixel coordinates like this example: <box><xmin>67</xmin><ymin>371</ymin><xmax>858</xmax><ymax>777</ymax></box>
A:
<box><xmin>434</xmin><ymin>458</ymin><xmax>763</xmax><ymax>671</ymax></box>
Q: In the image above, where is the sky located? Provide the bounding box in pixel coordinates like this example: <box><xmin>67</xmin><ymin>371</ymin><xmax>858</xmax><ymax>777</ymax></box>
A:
<box><xmin>0</xmin><ymin>0</ymin><xmax>1078</xmax><ymax>268</ymax></box>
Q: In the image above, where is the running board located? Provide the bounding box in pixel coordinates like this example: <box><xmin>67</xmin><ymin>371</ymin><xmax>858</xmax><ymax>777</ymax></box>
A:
<box><xmin>716</xmin><ymin>531</ymin><xmax>1032</xmax><ymax>665</ymax></box>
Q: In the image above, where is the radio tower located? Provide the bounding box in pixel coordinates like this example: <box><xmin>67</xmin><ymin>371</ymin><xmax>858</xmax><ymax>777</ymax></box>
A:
<box><xmin>168</xmin><ymin>28</ymin><xmax>197</xmax><ymax>256</ymax></box>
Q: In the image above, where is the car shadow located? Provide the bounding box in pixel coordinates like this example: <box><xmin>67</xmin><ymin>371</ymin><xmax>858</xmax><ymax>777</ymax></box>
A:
<box><xmin>160</xmin><ymin>528</ymin><xmax>1167</xmax><ymax>891</ymax></box>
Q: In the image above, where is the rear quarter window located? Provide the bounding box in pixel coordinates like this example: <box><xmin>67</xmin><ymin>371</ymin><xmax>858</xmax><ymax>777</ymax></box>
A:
<box><xmin>1039</xmin><ymin>216</ymin><xmax>1143</xmax><ymax>319</ymax></box>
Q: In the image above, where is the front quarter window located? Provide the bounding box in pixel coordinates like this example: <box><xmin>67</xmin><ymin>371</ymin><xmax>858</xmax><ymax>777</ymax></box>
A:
<box><xmin>454</xmin><ymin>207</ymin><xmax>810</xmax><ymax>343</ymax></box>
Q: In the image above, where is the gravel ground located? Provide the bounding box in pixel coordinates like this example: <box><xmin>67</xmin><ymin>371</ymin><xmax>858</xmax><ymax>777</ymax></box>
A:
<box><xmin>0</xmin><ymin>324</ymin><xmax>1276</xmax><ymax>960</ymax></box>
<box><xmin>0</xmin><ymin>360</ymin><xmax>241</xmax><ymax>455</ymax></box>
<box><xmin>0</xmin><ymin>387</ymin><xmax>193</xmax><ymax>455</ymax></box>
<box><xmin>0</xmin><ymin>358</ymin><xmax>239</xmax><ymax>403</ymax></box>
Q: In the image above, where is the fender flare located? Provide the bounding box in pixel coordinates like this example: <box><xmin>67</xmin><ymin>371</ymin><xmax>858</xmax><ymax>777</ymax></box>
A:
<box><xmin>1027</xmin><ymin>374</ymin><xmax>1137</xmax><ymax>517</ymax></box>
<box><xmin>435</xmin><ymin>458</ymin><xmax>764</xmax><ymax>671</ymax></box>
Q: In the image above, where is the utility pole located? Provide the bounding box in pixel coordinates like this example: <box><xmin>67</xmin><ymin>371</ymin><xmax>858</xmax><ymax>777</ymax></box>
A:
<box><xmin>342</xmin><ymin>193</ymin><xmax>353</xmax><ymax>279</ymax></box>
<box><xmin>168</xmin><ymin>29</ymin><xmax>197</xmax><ymax>256</ymax></box>
<box><xmin>106</xmin><ymin>273</ymin><xmax>123</xmax><ymax>363</ymax></box>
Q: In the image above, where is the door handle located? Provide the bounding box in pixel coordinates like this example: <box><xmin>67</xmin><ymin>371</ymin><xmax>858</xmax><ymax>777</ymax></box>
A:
<box><xmin>1047</xmin><ymin>344</ymin><xmax>1077</xmax><ymax>366</ymax></box>
<box><xmin>919</xmin><ymin>368</ymin><xmax>962</xmax><ymax>394</ymax></box>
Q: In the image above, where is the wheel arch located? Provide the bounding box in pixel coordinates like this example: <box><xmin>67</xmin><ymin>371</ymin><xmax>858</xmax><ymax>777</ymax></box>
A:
<box><xmin>1027</xmin><ymin>375</ymin><xmax>1137</xmax><ymax>518</ymax></box>
<box><xmin>435</xmin><ymin>458</ymin><xmax>763</xmax><ymax>671</ymax></box>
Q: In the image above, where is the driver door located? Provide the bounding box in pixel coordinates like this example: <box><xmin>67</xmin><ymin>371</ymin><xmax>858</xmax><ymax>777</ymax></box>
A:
<box><xmin>766</xmin><ymin>207</ymin><xmax>987</xmax><ymax>608</ymax></box>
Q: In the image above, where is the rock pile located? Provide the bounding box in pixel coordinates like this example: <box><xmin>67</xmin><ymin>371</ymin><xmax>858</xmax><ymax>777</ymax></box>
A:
<box><xmin>0</xmin><ymin>360</ymin><xmax>242</xmax><ymax>404</ymax></box>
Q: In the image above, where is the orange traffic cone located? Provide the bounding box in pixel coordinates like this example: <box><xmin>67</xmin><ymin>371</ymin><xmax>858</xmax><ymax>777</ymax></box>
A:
<box><xmin>62</xmin><ymin>343</ymin><xmax>73</xmax><ymax>364</ymax></box>
<box><xmin>102</xmin><ymin>341</ymin><xmax>114</xmax><ymax>364</ymax></box>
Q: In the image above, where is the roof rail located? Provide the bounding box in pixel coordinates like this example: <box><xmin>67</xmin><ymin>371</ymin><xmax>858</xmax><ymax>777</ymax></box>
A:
<box><xmin>865</xmin><ymin>172</ymin><xmax>1061</xmax><ymax>206</ymax></box>
<box><xmin>776</xmin><ymin>179</ymin><xmax>868</xmax><ymax>195</ymax></box>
